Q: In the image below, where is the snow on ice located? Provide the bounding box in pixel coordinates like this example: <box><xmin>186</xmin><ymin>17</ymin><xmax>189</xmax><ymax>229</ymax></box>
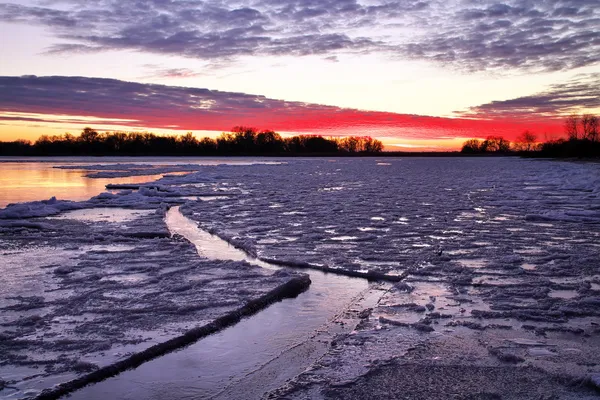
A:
<box><xmin>1</xmin><ymin>157</ymin><xmax>600</xmax><ymax>399</ymax></box>
<box><xmin>0</xmin><ymin>179</ymin><xmax>305</xmax><ymax>399</ymax></box>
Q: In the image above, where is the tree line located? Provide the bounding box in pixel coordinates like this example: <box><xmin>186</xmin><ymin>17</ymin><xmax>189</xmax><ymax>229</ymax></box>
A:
<box><xmin>0</xmin><ymin>126</ymin><xmax>384</xmax><ymax>156</ymax></box>
<box><xmin>460</xmin><ymin>113</ymin><xmax>600</xmax><ymax>158</ymax></box>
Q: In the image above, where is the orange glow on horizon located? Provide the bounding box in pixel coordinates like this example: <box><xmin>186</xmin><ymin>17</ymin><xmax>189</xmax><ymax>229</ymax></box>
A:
<box><xmin>0</xmin><ymin>110</ymin><xmax>566</xmax><ymax>152</ymax></box>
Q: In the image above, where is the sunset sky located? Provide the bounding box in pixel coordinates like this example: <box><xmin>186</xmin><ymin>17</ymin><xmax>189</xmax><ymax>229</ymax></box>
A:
<box><xmin>0</xmin><ymin>0</ymin><xmax>599</xmax><ymax>150</ymax></box>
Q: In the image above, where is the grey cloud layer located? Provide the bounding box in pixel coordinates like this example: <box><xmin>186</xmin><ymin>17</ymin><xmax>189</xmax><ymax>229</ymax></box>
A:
<box><xmin>459</xmin><ymin>73</ymin><xmax>600</xmax><ymax>119</ymax></box>
<box><xmin>1</xmin><ymin>0</ymin><xmax>599</xmax><ymax>71</ymax></box>
<box><xmin>0</xmin><ymin>75</ymin><xmax>327</xmax><ymax>115</ymax></box>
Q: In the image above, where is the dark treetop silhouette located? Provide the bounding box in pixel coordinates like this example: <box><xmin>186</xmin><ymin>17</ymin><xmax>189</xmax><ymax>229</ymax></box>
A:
<box><xmin>460</xmin><ymin>114</ymin><xmax>600</xmax><ymax>158</ymax></box>
<box><xmin>0</xmin><ymin>126</ymin><xmax>384</xmax><ymax>156</ymax></box>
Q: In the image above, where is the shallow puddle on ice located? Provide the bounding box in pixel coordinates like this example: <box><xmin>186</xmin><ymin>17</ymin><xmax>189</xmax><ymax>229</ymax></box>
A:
<box><xmin>199</xmin><ymin>196</ymin><xmax>229</xmax><ymax>201</ymax></box>
<box><xmin>473</xmin><ymin>276</ymin><xmax>523</xmax><ymax>286</ymax></box>
<box><xmin>180</xmin><ymin>196</ymin><xmax>228</xmax><ymax>201</ymax></box>
<box><xmin>549</xmin><ymin>277</ymin><xmax>581</xmax><ymax>285</ymax></box>
<box><xmin>165</xmin><ymin>207</ymin><xmax>276</xmax><ymax>270</ymax></box>
<box><xmin>548</xmin><ymin>290</ymin><xmax>579</xmax><ymax>299</ymax></box>
<box><xmin>52</xmin><ymin>208</ymin><xmax>154</xmax><ymax>223</ymax></box>
<box><xmin>330</xmin><ymin>236</ymin><xmax>358</xmax><ymax>241</ymax></box>
<box><xmin>521</xmin><ymin>263</ymin><xmax>537</xmax><ymax>271</ymax></box>
<box><xmin>456</xmin><ymin>258</ymin><xmax>487</xmax><ymax>269</ymax></box>
<box><xmin>257</xmin><ymin>238</ymin><xmax>280</xmax><ymax>244</ymax></box>
<box><xmin>179</xmin><ymin>196</ymin><xmax>199</xmax><ymax>201</ymax></box>
<box><xmin>514</xmin><ymin>246</ymin><xmax>544</xmax><ymax>255</ymax></box>
<box><xmin>87</xmin><ymin>244</ymin><xmax>137</xmax><ymax>252</ymax></box>
<box><xmin>446</xmin><ymin>249</ymin><xmax>473</xmax><ymax>256</ymax></box>
<box><xmin>528</xmin><ymin>348</ymin><xmax>557</xmax><ymax>357</ymax></box>
<box><xmin>100</xmin><ymin>273</ymin><xmax>148</xmax><ymax>284</ymax></box>
<box><xmin>71</xmin><ymin>207</ymin><xmax>370</xmax><ymax>400</ymax></box>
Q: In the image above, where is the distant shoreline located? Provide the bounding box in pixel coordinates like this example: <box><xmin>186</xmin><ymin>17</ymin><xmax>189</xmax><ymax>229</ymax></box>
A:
<box><xmin>0</xmin><ymin>151</ymin><xmax>513</xmax><ymax>158</ymax></box>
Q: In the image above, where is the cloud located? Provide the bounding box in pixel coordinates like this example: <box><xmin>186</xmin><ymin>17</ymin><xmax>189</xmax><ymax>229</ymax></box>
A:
<box><xmin>147</xmin><ymin>67</ymin><xmax>203</xmax><ymax>79</ymax></box>
<box><xmin>0</xmin><ymin>75</ymin><xmax>564</xmax><ymax>140</ymax></box>
<box><xmin>458</xmin><ymin>73</ymin><xmax>600</xmax><ymax>120</ymax></box>
<box><xmin>1</xmin><ymin>0</ymin><xmax>598</xmax><ymax>72</ymax></box>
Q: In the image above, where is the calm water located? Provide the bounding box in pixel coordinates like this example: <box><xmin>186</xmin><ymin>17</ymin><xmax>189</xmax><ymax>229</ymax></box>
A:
<box><xmin>0</xmin><ymin>157</ymin><xmax>281</xmax><ymax>207</ymax></box>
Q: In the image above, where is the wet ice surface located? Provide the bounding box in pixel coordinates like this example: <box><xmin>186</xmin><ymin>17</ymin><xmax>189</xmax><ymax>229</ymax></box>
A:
<box><xmin>54</xmin><ymin>160</ymin><xmax>284</xmax><ymax>179</ymax></box>
<box><xmin>0</xmin><ymin>204</ymin><xmax>303</xmax><ymax>399</ymax></box>
<box><xmin>67</xmin><ymin>207</ymin><xmax>371</xmax><ymax>400</ymax></box>
<box><xmin>50</xmin><ymin>208</ymin><xmax>154</xmax><ymax>223</ymax></box>
<box><xmin>165</xmin><ymin>207</ymin><xmax>276</xmax><ymax>270</ymax></box>
<box><xmin>169</xmin><ymin>158</ymin><xmax>600</xmax><ymax>398</ymax></box>
<box><xmin>2</xmin><ymin>157</ymin><xmax>600</xmax><ymax>399</ymax></box>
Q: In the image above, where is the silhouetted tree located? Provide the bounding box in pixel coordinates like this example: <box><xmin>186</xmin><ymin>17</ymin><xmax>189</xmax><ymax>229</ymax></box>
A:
<box><xmin>590</xmin><ymin>115</ymin><xmax>599</xmax><ymax>142</ymax></box>
<box><xmin>256</xmin><ymin>130</ymin><xmax>284</xmax><ymax>153</ymax></box>
<box><xmin>533</xmin><ymin>114</ymin><xmax>600</xmax><ymax>158</ymax></box>
<box><xmin>513</xmin><ymin>130</ymin><xmax>538</xmax><ymax>151</ymax></box>
<box><xmin>338</xmin><ymin>136</ymin><xmax>360</xmax><ymax>152</ymax></box>
<box><xmin>198</xmin><ymin>137</ymin><xmax>218</xmax><ymax>154</ymax></box>
<box><xmin>80</xmin><ymin>127</ymin><xmax>99</xmax><ymax>143</ymax></box>
<box><xmin>0</xmin><ymin>127</ymin><xmax>385</xmax><ymax>156</ymax></box>
<box><xmin>338</xmin><ymin>136</ymin><xmax>384</xmax><ymax>153</ymax></box>
<box><xmin>565</xmin><ymin>114</ymin><xmax>579</xmax><ymax>140</ymax></box>
<box><xmin>296</xmin><ymin>135</ymin><xmax>339</xmax><ymax>153</ymax></box>
<box><xmin>231</xmin><ymin>126</ymin><xmax>257</xmax><ymax>153</ymax></box>
<box><xmin>481</xmin><ymin>136</ymin><xmax>510</xmax><ymax>153</ymax></box>
<box><xmin>461</xmin><ymin>139</ymin><xmax>482</xmax><ymax>154</ymax></box>
<box><xmin>362</xmin><ymin>137</ymin><xmax>384</xmax><ymax>153</ymax></box>
<box><xmin>582</xmin><ymin>114</ymin><xmax>599</xmax><ymax>142</ymax></box>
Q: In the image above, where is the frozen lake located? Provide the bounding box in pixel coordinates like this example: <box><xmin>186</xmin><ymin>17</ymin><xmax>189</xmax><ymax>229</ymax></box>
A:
<box><xmin>1</xmin><ymin>157</ymin><xmax>599</xmax><ymax>399</ymax></box>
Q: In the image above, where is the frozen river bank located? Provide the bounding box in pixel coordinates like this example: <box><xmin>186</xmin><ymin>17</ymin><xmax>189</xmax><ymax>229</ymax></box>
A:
<box><xmin>1</xmin><ymin>157</ymin><xmax>600</xmax><ymax>399</ymax></box>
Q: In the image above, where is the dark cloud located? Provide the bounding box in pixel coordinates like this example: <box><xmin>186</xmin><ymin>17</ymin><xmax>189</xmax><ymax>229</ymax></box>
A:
<box><xmin>457</xmin><ymin>73</ymin><xmax>600</xmax><ymax>120</ymax></box>
<box><xmin>0</xmin><ymin>75</ymin><xmax>562</xmax><ymax>140</ymax></box>
<box><xmin>2</xmin><ymin>0</ymin><xmax>597</xmax><ymax>71</ymax></box>
<box><xmin>0</xmin><ymin>115</ymin><xmax>136</xmax><ymax>125</ymax></box>
<box><xmin>0</xmin><ymin>75</ymin><xmax>369</xmax><ymax>131</ymax></box>
<box><xmin>402</xmin><ymin>1</ymin><xmax>600</xmax><ymax>71</ymax></box>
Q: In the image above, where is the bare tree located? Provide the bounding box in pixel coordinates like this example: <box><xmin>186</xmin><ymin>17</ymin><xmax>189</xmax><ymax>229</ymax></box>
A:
<box><xmin>338</xmin><ymin>136</ymin><xmax>360</xmax><ymax>152</ymax></box>
<box><xmin>80</xmin><ymin>127</ymin><xmax>99</xmax><ymax>143</ymax></box>
<box><xmin>582</xmin><ymin>114</ymin><xmax>599</xmax><ymax>142</ymax></box>
<box><xmin>481</xmin><ymin>136</ymin><xmax>510</xmax><ymax>152</ymax></box>
<box><xmin>582</xmin><ymin>114</ymin><xmax>592</xmax><ymax>139</ymax></box>
<box><xmin>514</xmin><ymin>130</ymin><xmax>537</xmax><ymax>151</ymax></box>
<box><xmin>590</xmin><ymin>115</ymin><xmax>599</xmax><ymax>142</ymax></box>
<box><xmin>361</xmin><ymin>137</ymin><xmax>384</xmax><ymax>152</ymax></box>
<box><xmin>461</xmin><ymin>139</ymin><xmax>481</xmax><ymax>153</ymax></box>
<box><xmin>565</xmin><ymin>114</ymin><xmax>579</xmax><ymax>140</ymax></box>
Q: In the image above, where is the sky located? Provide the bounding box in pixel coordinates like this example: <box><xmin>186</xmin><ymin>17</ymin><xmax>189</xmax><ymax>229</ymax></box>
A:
<box><xmin>0</xmin><ymin>0</ymin><xmax>599</xmax><ymax>150</ymax></box>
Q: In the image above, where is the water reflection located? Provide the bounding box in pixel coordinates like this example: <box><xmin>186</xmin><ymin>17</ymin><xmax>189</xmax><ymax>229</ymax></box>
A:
<box><xmin>0</xmin><ymin>158</ymin><xmax>285</xmax><ymax>208</ymax></box>
<box><xmin>0</xmin><ymin>162</ymin><xmax>167</xmax><ymax>208</ymax></box>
